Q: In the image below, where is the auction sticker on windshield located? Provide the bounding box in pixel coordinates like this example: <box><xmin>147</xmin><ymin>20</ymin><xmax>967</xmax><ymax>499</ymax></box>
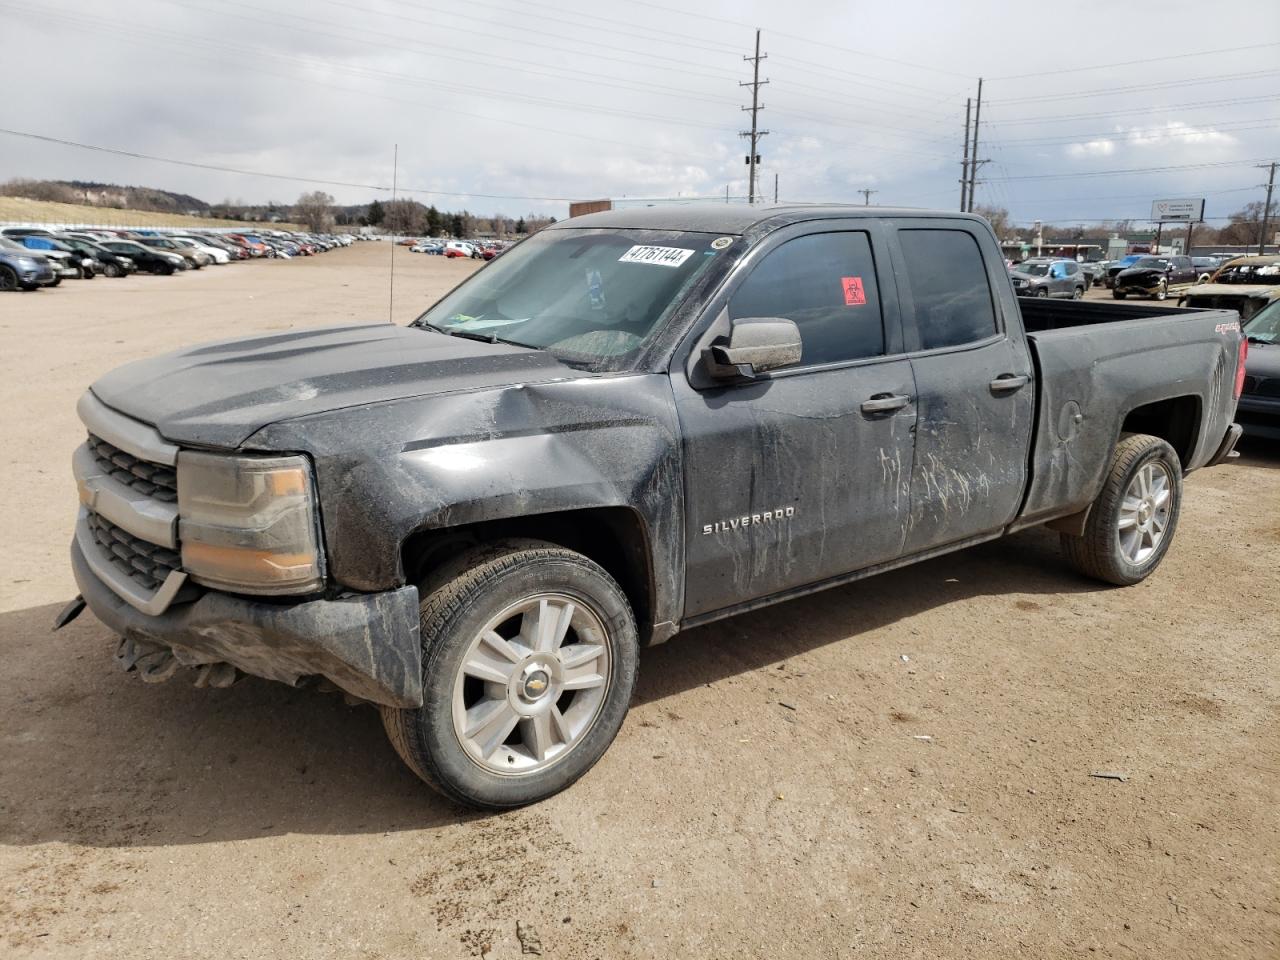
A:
<box><xmin>618</xmin><ymin>245</ymin><xmax>695</xmax><ymax>267</ymax></box>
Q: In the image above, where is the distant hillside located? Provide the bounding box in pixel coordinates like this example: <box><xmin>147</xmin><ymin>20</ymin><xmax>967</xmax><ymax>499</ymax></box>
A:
<box><xmin>0</xmin><ymin>195</ymin><xmax>302</xmax><ymax>230</ymax></box>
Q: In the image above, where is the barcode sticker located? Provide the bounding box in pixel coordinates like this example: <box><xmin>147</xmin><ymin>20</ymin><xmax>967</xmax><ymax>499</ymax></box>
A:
<box><xmin>618</xmin><ymin>245</ymin><xmax>695</xmax><ymax>268</ymax></box>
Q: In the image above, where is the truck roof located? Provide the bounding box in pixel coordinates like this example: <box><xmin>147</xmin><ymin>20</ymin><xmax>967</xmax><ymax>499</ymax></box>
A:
<box><xmin>548</xmin><ymin>203</ymin><xmax>988</xmax><ymax>236</ymax></box>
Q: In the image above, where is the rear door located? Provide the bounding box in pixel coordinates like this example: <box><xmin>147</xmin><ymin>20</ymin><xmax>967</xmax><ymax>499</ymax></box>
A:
<box><xmin>673</xmin><ymin>221</ymin><xmax>917</xmax><ymax>618</ymax></box>
<box><xmin>890</xmin><ymin>222</ymin><xmax>1036</xmax><ymax>553</ymax></box>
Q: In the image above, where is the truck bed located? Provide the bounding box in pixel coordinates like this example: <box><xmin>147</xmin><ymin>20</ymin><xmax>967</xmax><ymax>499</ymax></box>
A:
<box><xmin>1014</xmin><ymin>298</ymin><xmax>1242</xmax><ymax>530</ymax></box>
<box><xmin>1018</xmin><ymin>297</ymin><xmax>1202</xmax><ymax>332</ymax></box>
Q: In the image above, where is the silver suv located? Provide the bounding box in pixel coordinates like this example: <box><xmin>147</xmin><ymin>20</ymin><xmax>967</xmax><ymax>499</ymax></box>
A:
<box><xmin>1009</xmin><ymin>257</ymin><xmax>1087</xmax><ymax>299</ymax></box>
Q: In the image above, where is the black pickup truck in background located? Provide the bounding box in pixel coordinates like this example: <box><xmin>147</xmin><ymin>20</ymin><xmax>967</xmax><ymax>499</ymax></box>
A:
<box><xmin>62</xmin><ymin>206</ymin><xmax>1245</xmax><ymax>808</ymax></box>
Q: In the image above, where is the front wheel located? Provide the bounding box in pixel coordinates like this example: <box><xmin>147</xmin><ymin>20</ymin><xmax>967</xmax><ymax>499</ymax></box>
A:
<box><xmin>1060</xmin><ymin>434</ymin><xmax>1182</xmax><ymax>586</ymax></box>
<box><xmin>103</xmin><ymin>262</ymin><xmax>121</xmax><ymax>278</ymax></box>
<box><xmin>1113</xmin><ymin>290</ymin><xmax>1127</xmax><ymax>300</ymax></box>
<box><xmin>0</xmin><ymin>265</ymin><xmax>17</xmax><ymax>291</ymax></box>
<box><xmin>381</xmin><ymin>540</ymin><xmax>638</xmax><ymax>809</ymax></box>
<box><xmin>1154</xmin><ymin>279</ymin><xmax>1168</xmax><ymax>301</ymax></box>
<box><xmin>1035</xmin><ymin>287</ymin><xmax>1049</xmax><ymax>298</ymax></box>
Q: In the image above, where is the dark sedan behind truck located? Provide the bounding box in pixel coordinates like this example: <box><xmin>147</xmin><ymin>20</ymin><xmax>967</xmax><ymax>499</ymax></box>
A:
<box><xmin>1113</xmin><ymin>255</ymin><xmax>1198</xmax><ymax>301</ymax></box>
<box><xmin>1238</xmin><ymin>298</ymin><xmax>1280</xmax><ymax>439</ymax></box>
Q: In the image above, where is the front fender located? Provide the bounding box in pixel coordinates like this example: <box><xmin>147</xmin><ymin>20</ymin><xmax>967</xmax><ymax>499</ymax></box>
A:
<box><xmin>248</xmin><ymin>374</ymin><xmax>685</xmax><ymax>625</ymax></box>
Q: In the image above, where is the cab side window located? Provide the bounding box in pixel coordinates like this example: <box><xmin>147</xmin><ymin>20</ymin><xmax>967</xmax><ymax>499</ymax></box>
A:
<box><xmin>728</xmin><ymin>231</ymin><xmax>885</xmax><ymax>366</ymax></box>
<box><xmin>897</xmin><ymin>229</ymin><xmax>999</xmax><ymax>350</ymax></box>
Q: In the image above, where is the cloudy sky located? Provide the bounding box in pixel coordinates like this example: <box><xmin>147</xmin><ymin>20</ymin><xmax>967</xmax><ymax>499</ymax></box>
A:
<box><xmin>2</xmin><ymin>0</ymin><xmax>1278</xmax><ymax>226</ymax></box>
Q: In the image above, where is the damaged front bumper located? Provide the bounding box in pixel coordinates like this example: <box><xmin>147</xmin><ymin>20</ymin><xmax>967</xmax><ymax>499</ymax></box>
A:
<box><xmin>70</xmin><ymin>538</ymin><xmax>423</xmax><ymax>707</ymax></box>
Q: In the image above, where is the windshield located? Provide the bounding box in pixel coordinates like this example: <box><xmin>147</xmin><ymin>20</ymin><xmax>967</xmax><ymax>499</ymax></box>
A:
<box><xmin>1018</xmin><ymin>263</ymin><xmax>1050</xmax><ymax>276</ymax></box>
<box><xmin>414</xmin><ymin>228</ymin><xmax>727</xmax><ymax>370</ymax></box>
<box><xmin>1244</xmin><ymin>299</ymin><xmax>1280</xmax><ymax>343</ymax></box>
<box><xmin>1132</xmin><ymin>257</ymin><xmax>1169</xmax><ymax>269</ymax></box>
<box><xmin>1214</xmin><ymin>262</ymin><xmax>1280</xmax><ymax>285</ymax></box>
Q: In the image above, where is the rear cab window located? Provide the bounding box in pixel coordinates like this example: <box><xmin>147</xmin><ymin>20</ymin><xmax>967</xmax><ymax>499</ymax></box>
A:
<box><xmin>896</xmin><ymin>229</ymin><xmax>1000</xmax><ymax>350</ymax></box>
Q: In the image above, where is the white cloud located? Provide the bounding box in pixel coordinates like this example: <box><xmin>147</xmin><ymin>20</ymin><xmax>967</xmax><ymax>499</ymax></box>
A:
<box><xmin>1067</xmin><ymin>139</ymin><xmax>1116</xmax><ymax>158</ymax></box>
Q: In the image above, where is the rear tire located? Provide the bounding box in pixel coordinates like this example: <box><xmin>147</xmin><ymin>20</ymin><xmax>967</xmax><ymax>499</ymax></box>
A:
<box><xmin>1072</xmin><ymin>285</ymin><xmax>1084</xmax><ymax>299</ymax></box>
<box><xmin>381</xmin><ymin>539</ymin><xmax>638</xmax><ymax>809</ymax></box>
<box><xmin>1060</xmin><ymin>433</ymin><xmax>1182</xmax><ymax>586</ymax></box>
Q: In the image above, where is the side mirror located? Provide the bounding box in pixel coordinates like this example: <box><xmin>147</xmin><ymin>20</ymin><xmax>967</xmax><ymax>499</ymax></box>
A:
<box><xmin>708</xmin><ymin>317</ymin><xmax>802</xmax><ymax>378</ymax></box>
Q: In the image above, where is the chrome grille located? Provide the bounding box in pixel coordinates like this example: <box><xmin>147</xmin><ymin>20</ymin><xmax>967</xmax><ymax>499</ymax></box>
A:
<box><xmin>87</xmin><ymin>432</ymin><xmax>178</xmax><ymax>502</ymax></box>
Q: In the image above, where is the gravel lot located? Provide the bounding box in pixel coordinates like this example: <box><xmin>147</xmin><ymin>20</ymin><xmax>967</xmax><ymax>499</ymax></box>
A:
<box><xmin>2</xmin><ymin>242</ymin><xmax>1276</xmax><ymax>959</ymax></box>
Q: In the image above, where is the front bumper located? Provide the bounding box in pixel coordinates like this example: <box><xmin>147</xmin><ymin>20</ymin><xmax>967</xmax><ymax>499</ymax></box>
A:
<box><xmin>72</xmin><ymin>538</ymin><xmax>424</xmax><ymax>707</ymax></box>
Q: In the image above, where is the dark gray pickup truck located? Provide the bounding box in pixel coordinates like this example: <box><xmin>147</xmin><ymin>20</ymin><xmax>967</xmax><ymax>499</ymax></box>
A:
<box><xmin>61</xmin><ymin>206</ymin><xmax>1246</xmax><ymax>808</ymax></box>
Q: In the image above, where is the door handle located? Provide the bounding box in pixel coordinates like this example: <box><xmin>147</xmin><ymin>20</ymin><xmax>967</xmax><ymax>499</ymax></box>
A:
<box><xmin>989</xmin><ymin>374</ymin><xmax>1030</xmax><ymax>394</ymax></box>
<box><xmin>861</xmin><ymin>393</ymin><xmax>911</xmax><ymax>414</ymax></box>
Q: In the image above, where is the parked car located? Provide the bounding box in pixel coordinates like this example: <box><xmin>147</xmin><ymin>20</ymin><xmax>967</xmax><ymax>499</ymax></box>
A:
<box><xmin>0</xmin><ymin>235</ymin><xmax>77</xmax><ymax>282</ymax></box>
<box><xmin>1104</xmin><ymin>254</ymin><xmax>1145</xmax><ymax>288</ymax></box>
<box><xmin>59</xmin><ymin>204</ymin><xmax>1245</xmax><ymax>809</ymax></box>
<box><xmin>226</xmin><ymin>234</ymin><xmax>270</xmax><ymax>257</ymax></box>
<box><xmin>56</xmin><ymin>235</ymin><xmax>137</xmax><ymax>278</ymax></box>
<box><xmin>0</xmin><ymin>243</ymin><xmax>55</xmax><ymax>290</ymax></box>
<box><xmin>170</xmin><ymin>236</ymin><xmax>231</xmax><ymax>265</ymax></box>
<box><xmin>97</xmin><ymin>239</ymin><xmax>184</xmax><ymax>275</ymax></box>
<box><xmin>1080</xmin><ymin>261</ymin><xmax>1107</xmax><ymax>287</ymax></box>
<box><xmin>1179</xmin><ymin>255</ymin><xmax>1280</xmax><ymax>322</ymax></box>
<box><xmin>141</xmin><ymin>236</ymin><xmax>208</xmax><ymax>268</ymax></box>
<box><xmin>1236</xmin><ymin>298</ymin><xmax>1279</xmax><ymax>439</ymax></box>
<box><xmin>1112</xmin><ymin>255</ymin><xmax>1198</xmax><ymax>301</ymax></box>
<box><xmin>18</xmin><ymin>235</ymin><xmax>101</xmax><ymax>279</ymax></box>
<box><xmin>444</xmin><ymin>241</ymin><xmax>476</xmax><ymax>258</ymax></box>
<box><xmin>1191</xmin><ymin>256</ymin><xmax>1228</xmax><ymax>282</ymax></box>
<box><xmin>1009</xmin><ymin>257</ymin><xmax>1087</xmax><ymax>299</ymax></box>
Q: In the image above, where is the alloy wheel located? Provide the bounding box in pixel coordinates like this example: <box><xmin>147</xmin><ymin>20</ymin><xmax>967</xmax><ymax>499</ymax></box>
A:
<box><xmin>451</xmin><ymin>593</ymin><xmax>611</xmax><ymax>776</ymax></box>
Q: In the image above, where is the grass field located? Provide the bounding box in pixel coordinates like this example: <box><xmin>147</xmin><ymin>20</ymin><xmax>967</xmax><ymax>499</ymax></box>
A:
<box><xmin>0</xmin><ymin>195</ymin><xmax>303</xmax><ymax>230</ymax></box>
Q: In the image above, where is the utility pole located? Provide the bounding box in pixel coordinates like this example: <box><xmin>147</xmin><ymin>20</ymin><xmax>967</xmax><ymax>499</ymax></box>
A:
<box><xmin>388</xmin><ymin>142</ymin><xmax>397</xmax><ymax>325</ymax></box>
<box><xmin>740</xmin><ymin>29</ymin><xmax>769</xmax><ymax>205</ymax></box>
<box><xmin>1258</xmin><ymin>161</ymin><xmax>1277</xmax><ymax>255</ymax></box>
<box><xmin>966</xmin><ymin>78</ymin><xmax>984</xmax><ymax>212</ymax></box>
<box><xmin>858</xmin><ymin>188</ymin><xmax>878</xmax><ymax>206</ymax></box>
<box><xmin>774</xmin><ymin>172</ymin><xmax>779</xmax><ymax>203</ymax></box>
<box><xmin>960</xmin><ymin>97</ymin><xmax>971</xmax><ymax>212</ymax></box>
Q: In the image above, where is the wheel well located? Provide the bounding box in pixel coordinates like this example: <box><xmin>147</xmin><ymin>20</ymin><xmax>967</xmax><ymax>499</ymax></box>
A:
<box><xmin>1121</xmin><ymin>396</ymin><xmax>1201</xmax><ymax>466</ymax></box>
<box><xmin>400</xmin><ymin>507</ymin><xmax>656</xmax><ymax>641</ymax></box>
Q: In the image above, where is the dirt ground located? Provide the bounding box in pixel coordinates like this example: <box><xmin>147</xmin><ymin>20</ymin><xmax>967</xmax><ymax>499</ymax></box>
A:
<box><xmin>1</xmin><ymin>242</ymin><xmax>1277</xmax><ymax>959</ymax></box>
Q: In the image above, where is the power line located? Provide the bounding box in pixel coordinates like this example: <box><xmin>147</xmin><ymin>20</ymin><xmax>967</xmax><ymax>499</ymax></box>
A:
<box><xmin>990</xmin><ymin>157</ymin><xmax>1280</xmax><ymax>182</ymax></box>
<box><xmin>990</xmin><ymin>41</ymin><xmax>1280</xmax><ymax>80</ymax></box>
<box><xmin>990</xmin><ymin>68</ymin><xmax>1280</xmax><ymax>104</ymax></box>
<box><xmin>991</xmin><ymin>92</ymin><xmax>1280</xmax><ymax>125</ymax></box>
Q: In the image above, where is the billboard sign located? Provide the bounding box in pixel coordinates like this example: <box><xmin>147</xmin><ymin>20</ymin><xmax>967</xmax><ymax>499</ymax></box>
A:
<box><xmin>1151</xmin><ymin>198</ymin><xmax>1205</xmax><ymax>222</ymax></box>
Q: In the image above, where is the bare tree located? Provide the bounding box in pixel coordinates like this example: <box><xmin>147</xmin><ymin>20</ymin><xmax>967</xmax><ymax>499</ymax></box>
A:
<box><xmin>382</xmin><ymin>199</ymin><xmax>427</xmax><ymax>236</ymax></box>
<box><xmin>1217</xmin><ymin>201</ymin><xmax>1267</xmax><ymax>246</ymax></box>
<box><xmin>973</xmin><ymin>204</ymin><xmax>1010</xmax><ymax>240</ymax></box>
<box><xmin>294</xmin><ymin>191</ymin><xmax>336</xmax><ymax>232</ymax></box>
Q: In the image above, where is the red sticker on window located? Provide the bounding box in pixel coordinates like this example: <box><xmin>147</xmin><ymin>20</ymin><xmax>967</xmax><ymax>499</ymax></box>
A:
<box><xmin>841</xmin><ymin>276</ymin><xmax>866</xmax><ymax>306</ymax></box>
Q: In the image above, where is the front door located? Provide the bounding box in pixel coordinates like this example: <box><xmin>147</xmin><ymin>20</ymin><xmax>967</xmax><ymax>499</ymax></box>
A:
<box><xmin>673</xmin><ymin>224</ymin><xmax>918</xmax><ymax>619</ymax></box>
<box><xmin>891</xmin><ymin>224</ymin><xmax>1036</xmax><ymax>553</ymax></box>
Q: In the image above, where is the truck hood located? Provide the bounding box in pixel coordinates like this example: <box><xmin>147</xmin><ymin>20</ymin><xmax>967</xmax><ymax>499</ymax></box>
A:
<box><xmin>89</xmin><ymin>324</ymin><xmax>576</xmax><ymax>449</ymax></box>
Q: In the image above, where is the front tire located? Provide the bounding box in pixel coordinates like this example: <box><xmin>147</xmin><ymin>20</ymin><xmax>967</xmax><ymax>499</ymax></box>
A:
<box><xmin>1060</xmin><ymin>434</ymin><xmax>1182</xmax><ymax>586</ymax></box>
<box><xmin>1154</xmin><ymin>279</ymin><xmax>1168</xmax><ymax>301</ymax></box>
<box><xmin>0</xmin><ymin>265</ymin><xmax>17</xmax><ymax>291</ymax></box>
<box><xmin>382</xmin><ymin>540</ymin><xmax>638</xmax><ymax>809</ymax></box>
<box><xmin>1113</xmin><ymin>290</ymin><xmax>1126</xmax><ymax>300</ymax></box>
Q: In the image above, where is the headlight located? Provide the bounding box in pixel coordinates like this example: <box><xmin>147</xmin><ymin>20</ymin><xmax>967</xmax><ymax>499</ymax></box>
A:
<box><xmin>177</xmin><ymin>452</ymin><xmax>325</xmax><ymax>595</ymax></box>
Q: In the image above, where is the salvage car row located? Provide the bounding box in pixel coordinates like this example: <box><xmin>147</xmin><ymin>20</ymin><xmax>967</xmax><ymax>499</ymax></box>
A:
<box><xmin>1009</xmin><ymin>252</ymin><xmax>1274</xmax><ymax>303</ymax></box>
<box><xmin>0</xmin><ymin>226</ymin><xmax>360</xmax><ymax>291</ymax></box>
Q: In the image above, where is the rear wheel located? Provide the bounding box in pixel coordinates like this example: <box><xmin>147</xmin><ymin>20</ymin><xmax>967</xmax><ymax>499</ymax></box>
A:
<box><xmin>381</xmin><ymin>540</ymin><xmax>638</xmax><ymax>809</ymax></box>
<box><xmin>1072</xmin><ymin>285</ymin><xmax>1084</xmax><ymax>299</ymax></box>
<box><xmin>1060</xmin><ymin>434</ymin><xmax>1182</xmax><ymax>586</ymax></box>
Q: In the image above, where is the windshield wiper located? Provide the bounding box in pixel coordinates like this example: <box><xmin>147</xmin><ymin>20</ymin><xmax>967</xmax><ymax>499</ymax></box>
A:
<box><xmin>413</xmin><ymin>320</ymin><xmax>530</xmax><ymax>348</ymax></box>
